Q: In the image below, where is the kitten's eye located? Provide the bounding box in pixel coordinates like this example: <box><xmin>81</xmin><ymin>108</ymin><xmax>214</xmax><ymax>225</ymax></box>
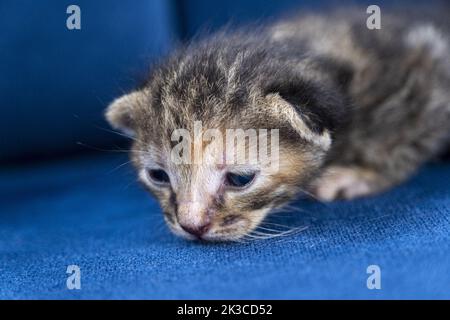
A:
<box><xmin>225</xmin><ymin>172</ymin><xmax>256</xmax><ymax>188</ymax></box>
<box><xmin>147</xmin><ymin>169</ymin><xmax>170</xmax><ymax>185</ymax></box>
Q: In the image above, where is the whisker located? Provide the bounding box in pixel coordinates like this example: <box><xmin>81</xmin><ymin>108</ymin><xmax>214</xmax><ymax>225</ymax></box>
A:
<box><xmin>284</xmin><ymin>204</ymin><xmax>315</xmax><ymax>214</ymax></box>
<box><xmin>297</xmin><ymin>187</ymin><xmax>329</xmax><ymax>206</ymax></box>
<box><xmin>244</xmin><ymin>233</ymin><xmax>272</xmax><ymax>240</ymax></box>
<box><xmin>230</xmin><ymin>237</ymin><xmax>251</xmax><ymax>244</ymax></box>
<box><xmin>93</xmin><ymin>124</ymin><xmax>141</xmax><ymax>143</ymax></box>
<box><xmin>252</xmin><ymin>230</ymin><xmax>287</xmax><ymax>238</ymax></box>
<box><xmin>249</xmin><ymin>231</ymin><xmax>281</xmax><ymax>238</ymax></box>
<box><xmin>270</xmin><ymin>206</ymin><xmax>308</xmax><ymax>216</ymax></box>
<box><xmin>256</xmin><ymin>226</ymin><xmax>287</xmax><ymax>233</ymax></box>
<box><xmin>107</xmin><ymin>160</ymin><xmax>134</xmax><ymax>174</ymax></box>
<box><xmin>261</xmin><ymin>222</ymin><xmax>294</xmax><ymax>229</ymax></box>
<box><xmin>76</xmin><ymin>142</ymin><xmax>153</xmax><ymax>156</ymax></box>
<box><xmin>76</xmin><ymin>142</ymin><xmax>130</xmax><ymax>153</ymax></box>
<box><xmin>122</xmin><ymin>177</ymin><xmax>140</xmax><ymax>190</ymax></box>
<box><xmin>237</xmin><ymin>236</ymin><xmax>256</xmax><ymax>243</ymax></box>
<box><xmin>252</xmin><ymin>225</ymin><xmax>309</xmax><ymax>239</ymax></box>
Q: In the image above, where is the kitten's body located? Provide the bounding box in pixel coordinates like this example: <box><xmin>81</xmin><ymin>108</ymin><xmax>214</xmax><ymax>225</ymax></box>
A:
<box><xmin>106</xmin><ymin>7</ymin><xmax>450</xmax><ymax>241</ymax></box>
<box><xmin>271</xmin><ymin>8</ymin><xmax>450</xmax><ymax>199</ymax></box>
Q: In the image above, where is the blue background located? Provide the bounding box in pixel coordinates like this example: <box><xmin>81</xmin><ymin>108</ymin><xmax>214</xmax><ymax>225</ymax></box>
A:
<box><xmin>0</xmin><ymin>0</ymin><xmax>448</xmax><ymax>299</ymax></box>
<box><xmin>0</xmin><ymin>0</ymin><xmax>176</xmax><ymax>162</ymax></box>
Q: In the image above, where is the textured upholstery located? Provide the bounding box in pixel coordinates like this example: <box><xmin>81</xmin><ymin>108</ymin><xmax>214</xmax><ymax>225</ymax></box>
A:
<box><xmin>1</xmin><ymin>154</ymin><xmax>449</xmax><ymax>299</ymax></box>
<box><xmin>1</xmin><ymin>0</ymin><xmax>448</xmax><ymax>300</ymax></box>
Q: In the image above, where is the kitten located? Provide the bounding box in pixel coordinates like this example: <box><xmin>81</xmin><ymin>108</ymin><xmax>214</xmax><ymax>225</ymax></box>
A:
<box><xmin>106</xmin><ymin>7</ymin><xmax>450</xmax><ymax>241</ymax></box>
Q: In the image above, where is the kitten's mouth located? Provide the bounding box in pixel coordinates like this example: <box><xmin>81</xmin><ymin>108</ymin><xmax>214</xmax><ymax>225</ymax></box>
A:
<box><xmin>166</xmin><ymin>217</ymin><xmax>251</xmax><ymax>242</ymax></box>
<box><xmin>177</xmin><ymin>228</ymin><xmax>246</xmax><ymax>242</ymax></box>
<box><xmin>163</xmin><ymin>208</ymin><xmax>274</xmax><ymax>242</ymax></box>
<box><xmin>178</xmin><ymin>226</ymin><xmax>249</xmax><ymax>242</ymax></box>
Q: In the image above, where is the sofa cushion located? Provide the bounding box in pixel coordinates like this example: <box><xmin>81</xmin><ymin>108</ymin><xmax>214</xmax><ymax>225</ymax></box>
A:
<box><xmin>177</xmin><ymin>0</ymin><xmax>383</xmax><ymax>39</ymax></box>
<box><xmin>0</xmin><ymin>0</ymin><xmax>176</xmax><ymax>162</ymax></box>
<box><xmin>1</xmin><ymin>154</ymin><xmax>449</xmax><ymax>299</ymax></box>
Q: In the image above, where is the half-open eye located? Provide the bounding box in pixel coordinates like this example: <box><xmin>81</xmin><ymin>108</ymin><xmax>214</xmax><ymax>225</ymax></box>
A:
<box><xmin>225</xmin><ymin>172</ymin><xmax>256</xmax><ymax>188</ymax></box>
<box><xmin>147</xmin><ymin>169</ymin><xmax>170</xmax><ymax>185</ymax></box>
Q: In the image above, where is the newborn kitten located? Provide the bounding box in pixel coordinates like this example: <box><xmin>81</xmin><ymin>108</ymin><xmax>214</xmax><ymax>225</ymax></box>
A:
<box><xmin>106</xmin><ymin>8</ymin><xmax>450</xmax><ymax>241</ymax></box>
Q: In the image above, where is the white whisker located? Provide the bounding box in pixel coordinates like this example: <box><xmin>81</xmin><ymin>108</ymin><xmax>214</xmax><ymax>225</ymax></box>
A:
<box><xmin>107</xmin><ymin>160</ymin><xmax>134</xmax><ymax>174</ymax></box>
<box><xmin>297</xmin><ymin>187</ymin><xmax>329</xmax><ymax>206</ymax></box>
<box><xmin>93</xmin><ymin>124</ymin><xmax>141</xmax><ymax>143</ymax></box>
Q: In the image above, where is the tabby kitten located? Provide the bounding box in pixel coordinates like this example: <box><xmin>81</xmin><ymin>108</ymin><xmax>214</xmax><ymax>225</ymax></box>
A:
<box><xmin>106</xmin><ymin>7</ymin><xmax>450</xmax><ymax>241</ymax></box>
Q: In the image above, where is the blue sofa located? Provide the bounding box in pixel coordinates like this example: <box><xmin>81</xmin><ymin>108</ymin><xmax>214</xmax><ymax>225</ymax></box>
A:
<box><xmin>1</xmin><ymin>0</ymin><xmax>449</xmax><ymax>299</ymax></box>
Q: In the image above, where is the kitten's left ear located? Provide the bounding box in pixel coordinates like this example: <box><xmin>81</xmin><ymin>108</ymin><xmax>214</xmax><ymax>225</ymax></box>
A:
<box><xmin>105</xmin><ymin>91</ymin><xmax>144</xmax><ymax>137</ymax></box>
<box><xmin>264</xmin><ymin>79</ymin><xmax>349</xmax><ymax>150</ymax></box>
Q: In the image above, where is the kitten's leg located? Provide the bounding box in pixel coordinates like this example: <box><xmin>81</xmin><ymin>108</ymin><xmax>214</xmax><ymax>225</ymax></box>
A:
<box><xmin>312</xmin><ymin>101</ymin><xmax>450</xmax><ymax>202</ymax></box>
<box><xmin>312</xmin><ymin>165</ymin><xmax>393</xmax><ymax>201</ymax></box>
<box><xmin>312</xmin><ymin>25</ymin><xmax>450</xmax><ymax>202</ymax></box>
<box><xmin>312</xmin><ymin>110</ymin><xmax>450</xmax><ymax>202</ymax></box>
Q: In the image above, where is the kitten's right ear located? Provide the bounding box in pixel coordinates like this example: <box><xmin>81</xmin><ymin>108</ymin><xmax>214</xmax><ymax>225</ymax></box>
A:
<box><xmin>105</xmin><ymin>91</ymin><xmax>143</xmax><ymax>137</ymax></box>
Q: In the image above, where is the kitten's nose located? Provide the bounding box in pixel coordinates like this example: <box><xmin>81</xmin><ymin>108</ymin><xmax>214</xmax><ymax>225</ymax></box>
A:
<box><xmin>180</xmin><ymin>222</ymin><xmax>211</xmax><ymax>238</ymax></box>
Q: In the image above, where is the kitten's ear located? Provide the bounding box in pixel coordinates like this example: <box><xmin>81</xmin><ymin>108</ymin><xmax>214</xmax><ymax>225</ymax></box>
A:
<box><xmin>265</xmin><ymin>80</ymin><xmax>349</xmax><ymax>150</ymax></box>
<box><xmin>105</xmin><ymin>91</ymin><xmax>143</xmax><ymax>137</ymax></box>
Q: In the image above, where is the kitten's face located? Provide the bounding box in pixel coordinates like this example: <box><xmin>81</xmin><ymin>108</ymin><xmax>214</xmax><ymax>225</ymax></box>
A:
<box><xmin>135</xmin><ymin>139</ymin><xmax>307</xmax><ymax>242</ymax></box>
<box><xmin>106</xmin><ymin>89</ymin><xmax>334</xmax><ymax>241</ymax></box>
<box><xmin>134</xmin><ymin>122</ymin><xmax>319</xmax><ymax>241</ymax></box>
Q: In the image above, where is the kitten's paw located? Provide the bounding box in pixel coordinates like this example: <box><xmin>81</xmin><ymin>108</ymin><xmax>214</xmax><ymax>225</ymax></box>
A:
<box><xmin>312</xmin><ymin>166</ymin><xmax>380</xmax><ymax>201</ymax></box>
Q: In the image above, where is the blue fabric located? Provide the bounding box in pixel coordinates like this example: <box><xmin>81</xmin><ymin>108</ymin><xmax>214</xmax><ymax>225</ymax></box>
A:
<box><xmin>1</xmin><ymin>154</ymin><xmax>449</xmax><ymax>299</ymax></box>
<box><xmin>0</xmin><ymin>0</ymin><xmax>176</xmax><ymax>161</ymax></box>
<box><xmin>176</xmin><ymin>0</ymin><xmax>422</xmax><ymax>38</ymax></box>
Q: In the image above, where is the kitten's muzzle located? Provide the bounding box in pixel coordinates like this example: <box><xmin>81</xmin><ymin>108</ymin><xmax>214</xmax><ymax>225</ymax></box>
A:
<box><xmin>179</xmin><ymin>221</ymin><xmax>211</xmax><ymax>238</ymax></box>
<box><xmin>176</xmin><ymin>199</ymin><xmax>213</xmax><ymax>238</ymax></box>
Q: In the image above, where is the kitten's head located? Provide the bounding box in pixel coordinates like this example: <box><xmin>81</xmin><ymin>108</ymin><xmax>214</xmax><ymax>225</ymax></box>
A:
<box><xmin>106</xmin><ymin>39</ymin><xmax>348</xmax><ymax>241</ymax></box>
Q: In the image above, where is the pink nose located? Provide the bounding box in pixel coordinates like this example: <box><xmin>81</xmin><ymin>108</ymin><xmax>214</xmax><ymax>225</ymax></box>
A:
<box><xmin>180</xmin><ymin>222</ymin><xmax>211</xmax><ymax>238</ymax></box>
